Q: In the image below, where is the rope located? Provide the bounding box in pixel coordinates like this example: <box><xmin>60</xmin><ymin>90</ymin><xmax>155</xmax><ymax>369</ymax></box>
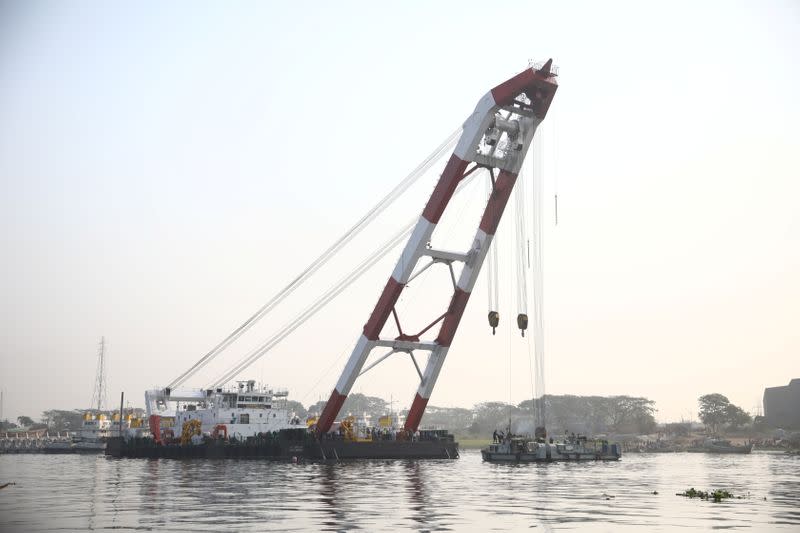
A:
<box><xmin>514</xmin><ymin>166</ymin><xmax>528</xmax><ymax>316</ymax></box>
<box><xmin>168</xmin><ymin>128</ymin><xmax>461</xmax><ymax>389</ymax></box>
<box><xmin>485</xmin><ymin>178</ymin><xmax>500</xmax><ymax>314</ymax></box>
<box><xmin>531</xmin><ymin>135</ymin><xmax>546</xmax><ymax>428</ymax></box>
<box><xmin>210</xmin><ymin>168</ymin><xmax>484</xmax><ymax>388</ymax></box>
<box><xmin>210</xmin><ymin>222</ymin><xmax>413</xmax><ymax>388</ymax></box>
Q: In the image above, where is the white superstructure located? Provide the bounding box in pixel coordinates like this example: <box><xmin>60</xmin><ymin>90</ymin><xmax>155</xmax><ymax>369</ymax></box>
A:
<box><xmin>72</xmin><ymin>413</ymin><xmax>112</xmax><ymax>452</ymax></box>
<box><xmin>145</xmin><ymin>380</ymin><xmax>302</xmax><ymax>442</ymax></box>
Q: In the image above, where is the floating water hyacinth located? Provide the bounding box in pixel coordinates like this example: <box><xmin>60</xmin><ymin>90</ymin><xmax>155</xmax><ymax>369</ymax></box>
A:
<box><xmin>676</xmin><ymin>488</ymin><xmax>744</xmax><ymax>502</ymax></box>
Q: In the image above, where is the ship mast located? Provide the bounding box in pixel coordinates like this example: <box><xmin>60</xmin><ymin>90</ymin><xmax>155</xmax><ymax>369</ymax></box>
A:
<box><xmin>90</xmin><ymin>337</ymin><xmax>107</xmax><ymax>413</ymax></box>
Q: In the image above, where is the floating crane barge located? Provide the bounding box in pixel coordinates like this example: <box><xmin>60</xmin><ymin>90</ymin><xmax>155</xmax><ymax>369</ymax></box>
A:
<box><xmin>107</xmin><ymin>429</ymin><xmax>457</xmax><ymax>460</ymax></box>
<box><xmin>107</xmin><ymin>60</ymin><xmax>558</xmax><ymax>460</ymax></box>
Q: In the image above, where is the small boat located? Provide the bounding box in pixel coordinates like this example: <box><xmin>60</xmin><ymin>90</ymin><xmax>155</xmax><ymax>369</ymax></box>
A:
<box><xmin>482</xmin><ymin>433</ymin><xmax>621</xmax><ymax>462</ymax></box>
<box><xmin>42</xmin><ymin>433</ymin><xmax>74</xmax><ymax>454</ymax></box>
<box><xmin>72</xmin><ymin>412</ymin><xmax>112</xmax><ymax>453</ymax></box>
<box><xmin>686</xmin><ymin>438</ymin><xmax>752</xmax><ymax>454</ymax></box>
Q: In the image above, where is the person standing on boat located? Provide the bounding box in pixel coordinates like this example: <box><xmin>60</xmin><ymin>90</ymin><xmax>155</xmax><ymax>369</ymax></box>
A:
<box><xmin>492</xmin><ymin>430</ymin><xmax>498</xmax><ymax>443</ymax></box>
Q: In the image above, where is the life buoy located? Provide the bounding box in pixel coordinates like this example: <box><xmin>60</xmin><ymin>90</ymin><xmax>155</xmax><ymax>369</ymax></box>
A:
<box><xmin>212</xmin><ymin>424</ymin><xmax>228</xmax><ymax>440</ymax></box>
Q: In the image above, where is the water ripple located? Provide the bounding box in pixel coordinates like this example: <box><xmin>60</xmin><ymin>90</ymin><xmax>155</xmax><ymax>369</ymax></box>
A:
<box><xmin>0</xmin><ymin>451</ymin><xmax>798</xmax><ymax>531</ymax></box>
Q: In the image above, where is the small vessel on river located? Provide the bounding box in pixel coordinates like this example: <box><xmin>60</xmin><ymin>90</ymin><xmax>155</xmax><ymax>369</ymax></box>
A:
<box><xmin>686</xmin><ymin>438</ymin><xmax>752</xmax><ymax>454</ymax></box>
<box><xmin>482</xmin><ymin>432</ymin><xmax>621</xmax><ymax>462</ymax></box>
<box><xmin>72</xmin><ymin>412</ymin><xmax>112</xmax><ymax>453</ymax></box>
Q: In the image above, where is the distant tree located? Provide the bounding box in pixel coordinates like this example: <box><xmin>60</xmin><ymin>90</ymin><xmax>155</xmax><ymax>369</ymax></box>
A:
<box><xmin>605</xmin><ymin>396</ymin><xmax>657</xmax><ymax>434</ymax></box>
<box><xmin>0</xmin><ymin>420</ymin><xmax>19</xmax><ymax>431</ymax></box>
<box><xmin>698</xmin><ymin>393</ymin><xmax>730</xmax><ymax>434</ymax></box>
<box><xmin>306</xmin><ymin>400</ymin><xmax>326</xmax><ymax>416</ymax></box>
<box><xmin>698</xmin><ymin>394</ymin><xmax>750</xmax><ymax>433</ymax></box>
<box><xmin>340</xmin><ymin>393</ymin><xmax>388</xmax><ymax>421</ymax></box>
<box><xmin>725</xmin><ymin>404</ymin><xmax>752</xmax><ymax>430</ymax></box>
<box><xmin>17</xmin><ymin>416</ymin><xmax>34</xmax><ymax>427</ymax></box>
<box><xmin>665</xmin><ymin>422</ymin><xmax>691</xmax><ymax>437</ymax></box>
<box><xmin>284</xmin><ymin>400</ymin><xmax>307</xmax><ymax>419</ymax></box>
<box><xmin>519</xmin><ymin>395</ymin><xmax>657</xmax><ymax>435</ymax></box>
<box><xmin>421</xmin><ymin>406</ymin><xmax>474</xmax><ymax>431</ymax></box>
<box><xmin>41</xmin><ymin>410</ymin><xmax>85</xmax><ymax>432</ymax></box>
<box><xmin>473</xmin><ymin>401</ymin><xmax>518</xmax><ymax>435</ymax></box>
<box><xmin>306</xmin><ymin>394</ymin><xmax>389</xmax><ymax>421</ymax></box>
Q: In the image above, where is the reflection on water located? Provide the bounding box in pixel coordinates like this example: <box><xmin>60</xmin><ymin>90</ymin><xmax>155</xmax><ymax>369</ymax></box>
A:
<box><xmin>0</xmin><ymin>451</ymin><xmax>798</xmax><ymax>531</ymax></box>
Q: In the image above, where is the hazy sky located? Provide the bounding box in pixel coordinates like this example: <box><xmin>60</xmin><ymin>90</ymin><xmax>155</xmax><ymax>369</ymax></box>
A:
<box><xmin>1</xmin><ymin>1</ymin><xmax>798</xmax><ymax>424</ymax></box>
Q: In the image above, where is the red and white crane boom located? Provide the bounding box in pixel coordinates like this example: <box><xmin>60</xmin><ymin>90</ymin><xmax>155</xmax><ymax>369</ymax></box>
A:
<box><xmin>316</xmin><ymin>61</ymin><xmax>558</xmax><ymax>436</ymax></box>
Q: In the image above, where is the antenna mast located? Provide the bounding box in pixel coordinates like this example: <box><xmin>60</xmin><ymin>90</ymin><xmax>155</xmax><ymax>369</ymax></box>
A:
<box><xmin>90</xmin><ymin>337</ymin><xmax>108</xmax><ymax>412</ymax></box>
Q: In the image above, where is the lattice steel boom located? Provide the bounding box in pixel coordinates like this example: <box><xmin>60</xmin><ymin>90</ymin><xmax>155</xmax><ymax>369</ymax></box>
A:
<box><xmin>316</xmin><ymin>61</ymin><xmax>558</xmax><ymax>435</ymax></box>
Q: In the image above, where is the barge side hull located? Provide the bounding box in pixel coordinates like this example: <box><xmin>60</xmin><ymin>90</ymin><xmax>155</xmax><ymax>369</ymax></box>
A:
<box><xmin>106</xmin><ymin>436</ymin><xmax>458</xmax><ymax>460</ymax></box>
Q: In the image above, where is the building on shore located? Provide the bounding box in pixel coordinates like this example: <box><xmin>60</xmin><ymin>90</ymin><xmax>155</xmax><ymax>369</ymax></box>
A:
<box><xmin>763</xmin><ymin>379</ymin><xmax>800</xmax><ymax>429</ymax></box>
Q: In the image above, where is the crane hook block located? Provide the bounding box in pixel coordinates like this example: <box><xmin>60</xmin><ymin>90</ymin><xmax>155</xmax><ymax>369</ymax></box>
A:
<box><xmin>488</xmin><ymin>311</ymin><xmax>500</xmax><ymax>335</ymax></box>
<box><xmin>517</xmin><ymin>313</ymin><xmax>528</xmax><ymax>337</ymax></box>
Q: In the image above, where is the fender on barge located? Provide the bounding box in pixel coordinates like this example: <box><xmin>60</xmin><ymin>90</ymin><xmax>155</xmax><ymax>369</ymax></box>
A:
<box><xmin>105</xmin><ymin>428</ymin><xmax>458</xmax><ymax>460</ymax></box>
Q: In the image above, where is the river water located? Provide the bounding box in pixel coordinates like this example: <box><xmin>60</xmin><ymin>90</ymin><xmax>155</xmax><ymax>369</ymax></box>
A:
<box><xmin>0</xmin><ymin>450</ymin><xmax>798</xmax><ymax>531</ymax></box>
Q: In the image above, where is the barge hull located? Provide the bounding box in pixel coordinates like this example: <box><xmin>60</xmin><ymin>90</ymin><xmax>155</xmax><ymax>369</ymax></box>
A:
<box><xmin>106</xmin><ymin>436</ymin><xmax>458</xmax><ymax>460</ymax></box>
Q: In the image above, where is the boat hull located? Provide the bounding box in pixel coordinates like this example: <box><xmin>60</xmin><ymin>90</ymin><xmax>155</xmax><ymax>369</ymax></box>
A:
<box><xmin>106</xmin><ymin>430</ymin><xmax>458</xmax><ymax>460</ymax></box>
<box><xmin>481</xmin><ymin>450</ymin><xmax>621</xmax><ymax>462</ymax></box>
<box><xmin>481</xmin><ymin>439</ymin><xmax>622</xmax><ymax>463</ymax></box>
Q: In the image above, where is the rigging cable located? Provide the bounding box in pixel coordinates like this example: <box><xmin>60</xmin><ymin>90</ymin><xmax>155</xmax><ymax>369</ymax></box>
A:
<box><xmin>514</xmin><ymin>159</ymin><xmax>529</xmax><ymax>337</ymax></box>
<box><xmin>210</xmin><ymin>222</ymin><xmax>413</xmax><ymax>388</ymax></box>
<box><xmin>553</xmin><ymin>107</ymin><xmax>559</xmax><ymax>226</ymax></box>
<box><xmin>168</xmin><ymin>128</ymin><xmax>461</xmax><ymax>390</ymax></box>
<box><xmin>531</xmin><ymin>131</ymin><xmax>546</xmax><ymax>430</ymax></box>
<box><xmin>486</xmin><ymin>178</ymin><xmax>500</xmax><ymax>334</ymax></box>
<box><xmin>210</xmin><ymin>169</ymin><xmax>484</xmax><ymax>388</ymax></box>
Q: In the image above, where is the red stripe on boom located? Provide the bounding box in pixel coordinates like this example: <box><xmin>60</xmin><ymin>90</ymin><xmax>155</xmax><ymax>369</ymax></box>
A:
<box><xmin>421</xmin><ymin>155</ymin><xmax>469</xmax><ymax>224</ymax></box>
<box><xmin>404</xmin><ymin>393</ymin><xmax>430</xmax><ymax>432</ymax></box>
<box><xmin>491</xmin><ymin>68</ymin><xmax>538</xmax><ymax>106</ymax></box>
<box><xmin>490</xmin><ymin>63</ymin><xmax>558</xmax><ymax>115</ymax></box>
<box><xmin>363</xmin><ymin>277</ymin><xmax>404</xmax><ymax>340</ymax></box>
<box><xmin>479</xmin><ymin>170</ymin><xmax>518</xmax><ymax>235</ymax></box>
<box><xmin>435</xmin><ymin>288</ymin><xmax>470</xmax><ymax>347</ymax></box>
<box><xmin>315</xmin><ymin>389</ymin><xmax>347</xmax><ymax>436</ymax></box>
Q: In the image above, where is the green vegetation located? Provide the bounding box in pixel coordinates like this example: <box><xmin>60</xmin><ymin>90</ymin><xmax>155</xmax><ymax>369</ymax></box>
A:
<box><xmin>516</xmin><ymin>395</ymin><xmax>657</xmax><ymax>435</ymax></box>
<box><xmin>284</xmin><ymin>400</ymin><xmax>307</xmax><ymax>419</ymax></box>
<box><xmin>677</xmin><ymin>488</ymin><xmax>741</xmax><ymax>502</ymax></box>
<box><xmin>41</xmin><ymin>409</ymin><xmax>87</xmax><ymax>431</ymax></box>
<box><xmin>308</xmin><ymin>393</ymin><xmax>389</xmax><ymax>422</ymax></box>
<box><xmin>698</xmin><ymin>394</ymin><xmax>752</xmax><ymax>434</ymax></box>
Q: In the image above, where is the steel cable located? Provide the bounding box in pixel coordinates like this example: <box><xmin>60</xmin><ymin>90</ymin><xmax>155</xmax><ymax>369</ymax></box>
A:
<box><xmin>210</xmin><ymin>170</ymin><xmax>484</xmax><ymax>388</ymax></box>
<box><xmin>168</xmin><ymin>128</ymin><xmax>461</xmax><ymax>389</ymax></box>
